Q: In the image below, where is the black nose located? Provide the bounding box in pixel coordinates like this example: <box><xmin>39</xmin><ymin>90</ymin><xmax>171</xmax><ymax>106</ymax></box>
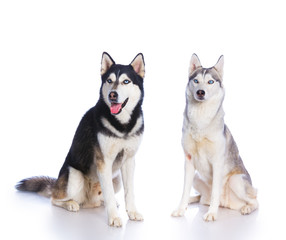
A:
<box><xmin>109</xmin><ymin>91</ymin><xmax>118</xmax><ymax>102</ymax></box>
<box><xmin>196</xmin><ymin>90</ymin><xmax>205</xmax><ymax>98</ymax></box>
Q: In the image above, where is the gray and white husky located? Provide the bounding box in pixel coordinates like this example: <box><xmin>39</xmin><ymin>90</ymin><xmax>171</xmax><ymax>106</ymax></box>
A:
<box><xmin>172</xmin><ymin>54</ymin><xmax>258</xmax><ymax>221</ymax></box>
<box><xmin>16</xmin><ymin>52</ymin><xmax>145</xmax><ymax>227</ymax></box>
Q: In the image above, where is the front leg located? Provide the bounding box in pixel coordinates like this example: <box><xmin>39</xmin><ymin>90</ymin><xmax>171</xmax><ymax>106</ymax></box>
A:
<box><xmin>172</xmin><ymin>155</ymin><xmax>195</xmax><ymax>217</ymax></box>
<box><xmin>203</xmin><ymin>159</ymin><xmax>223</xmax><ymax>221</ymax></box>
<box><xmin>97</xmin><ymin>161</ymin><xmax>122</xmax><ymax>227</ymax></box>
<box><xmin>121</xmin><ymin>157</ymin><xmax>143</xmax><ymax>221</ymax></box>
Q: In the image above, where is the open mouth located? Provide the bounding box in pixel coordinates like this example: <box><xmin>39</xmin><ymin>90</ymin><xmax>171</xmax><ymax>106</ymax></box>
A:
<box><xmin>110</xmin><ymin>98</ymin><xmax>129</xmax><ymax>115</ymax></box>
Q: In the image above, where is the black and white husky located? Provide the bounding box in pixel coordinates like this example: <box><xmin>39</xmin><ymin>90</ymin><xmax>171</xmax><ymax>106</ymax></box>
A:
<box><xmin>16</xmin><ymin>52</ymin><xmax>145</xmax><ymax>227</ymax></box>
<box><xmin>172</xmin><ymin>54</ymin><xmax>258</xmax><ymax>221</ymax></box>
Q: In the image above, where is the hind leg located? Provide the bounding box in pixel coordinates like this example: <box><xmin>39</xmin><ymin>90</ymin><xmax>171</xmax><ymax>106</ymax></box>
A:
<box><xmin>82</xmin><ymin>182</ymin><xmax>103</xmax><ymax>208</ymax></box>
<box><xmin>228</xmin><ymin>174</ymin><xmax>258</xmax><ymax>215</ymax></box>
<box><xmin>192</xmin><ymin>173</ymin><xmax>211</xmax><ymax>206</ymax></box>
<box><xmin>82</xmin><ymin>175</ymin><xmax>122</xmax><ymax>209</ymax></box>
<box><xmin>52</xmin><ymin>199</ymin><xmax>80</xmax><ymax>212</ymax></box>
<box><xmin>188</xmin><ymin>195</ymin><xmax>201</xmax><ymax>204</ymax></box>
<box><xmin>52</xmin><ymin>167</ymin><xmax>85</xmax><ymax>212</ymax></box>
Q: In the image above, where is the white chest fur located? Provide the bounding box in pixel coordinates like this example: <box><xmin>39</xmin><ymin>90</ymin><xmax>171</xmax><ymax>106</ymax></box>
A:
<box><xmin>183</xmin><ymin>101</ymin><xmax>226</xmax><ymax>181</ymax></box>
<box><xmin>97</xmin><ymin>132</ymin><xmax>142</xmax><ymax>171</ymax></box>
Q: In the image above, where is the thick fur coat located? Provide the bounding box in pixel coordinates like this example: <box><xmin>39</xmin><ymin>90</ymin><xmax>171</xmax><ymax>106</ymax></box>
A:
<box><xmin>172</xmin><ymin>54</ymin><xmax>258</xmax><ymax>221</ymax></box>
<box><xmin>16</xmin><ymin>52</ymin><xmax>145</xmax><ymax>227</ymax></box>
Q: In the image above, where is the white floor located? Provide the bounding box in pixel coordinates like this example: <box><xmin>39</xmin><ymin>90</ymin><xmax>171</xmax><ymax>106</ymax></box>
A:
<box><xmin>3</xmin><ymin>189</ymin><xmax>263</xmax><ymax>240</ymax></box>
<box><xmin>2</xmin><ymin>136</ymin><xmax>286</xmax><ymax>240</ymax></box>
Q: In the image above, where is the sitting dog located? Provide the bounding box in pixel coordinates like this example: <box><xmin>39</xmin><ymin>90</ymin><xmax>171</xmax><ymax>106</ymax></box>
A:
<box><xmin>16</xmin><ymin>52</ymin><xmax>146</xmax><ymax>227</ymax></box>
<box><xmin>172</xmin><ymin>54</ymin><xmax>258</xmax><ymax>221</ymax></box>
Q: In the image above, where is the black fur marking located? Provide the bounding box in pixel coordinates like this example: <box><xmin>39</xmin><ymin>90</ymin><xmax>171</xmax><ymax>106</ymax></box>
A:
<box><xmin>102</xmin><ymin>64</ymin><xmax>144</xmax><ymax>93</ymax></box>
<box><xmin>59</xmin><ymin>61</ymin><xmax>144</xmax><ymax>176</ymax></box>
<box><xmin>96</xmin><ymin>99</ymin><xmax>144</xmax><ymax>137</ymax></box>
<box><xmin>16</xmin><ymin>55</ymin><xmax>145</xmax><ymax>195</ymax></box>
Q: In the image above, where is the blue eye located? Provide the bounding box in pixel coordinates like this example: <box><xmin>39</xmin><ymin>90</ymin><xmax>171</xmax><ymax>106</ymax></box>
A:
<box><xmin>208</xmin><ymin>80</ymin><xmax>214</xmax><ymax>84</ymax></box>
<box><xmin>107</xmin><ymin>79</ymin><xmax>112</xmax><ymax>84</ymax></box>
<box><xmin>193</xmin><ymin>79</ymin><xmax>199</xmax><ymax>84</ymax></box>
<box><xmin>123</xmin><ymin>79</ymin><xmax>131</xmax><ymax>84</ymax></box>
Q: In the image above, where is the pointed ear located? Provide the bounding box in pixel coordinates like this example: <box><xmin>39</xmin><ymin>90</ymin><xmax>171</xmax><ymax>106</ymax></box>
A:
<box><xmin>189</xmin><ymin>53</ymin><xmax>202</xmax><ymax>76</ymax></box>
<box><xmin>130</xmin><ymin>53</ymin><xmax>145</xmax><ymax>78</ymax></box>
<box><xmin>101</xmin><ymin>52</ymin><xmax>115</xmax><ymax>76</ymax></box>
<box><xmin>214</xmin><ymin>55</ymin><xmax>224</xmax><ymax>79</ymax></box>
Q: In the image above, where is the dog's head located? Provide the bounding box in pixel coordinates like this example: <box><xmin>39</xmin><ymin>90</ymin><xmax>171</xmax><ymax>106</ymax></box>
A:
<box><xmin>187</xmin><ymin>54</ymin><xmax>224</xmax><ymax>102</ymax></box>
<box><xmin>100</xmin><ymin>52</ymin><xmax>145</xmax><ymax>117</ymax></box>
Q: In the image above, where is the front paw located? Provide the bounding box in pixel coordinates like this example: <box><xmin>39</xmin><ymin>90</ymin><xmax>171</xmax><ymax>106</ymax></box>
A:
<box><xmin>171</xmin><ymin>208</ymin><xmax>186</xmax><ymax>217</ymax></box>
<box><xmin>127</xmin><ymin>210</ymin><xmax>144</xmax><ymax>221</ymax></box>
<box><xmin>203</xmin><ymin>211</ymin><xmax>217</xmax><ymax>221</ymax></box>
<box><xmin>108</xmin><ymin>216</ymin><xmax>123</xmax><ymax>227</ymax></box>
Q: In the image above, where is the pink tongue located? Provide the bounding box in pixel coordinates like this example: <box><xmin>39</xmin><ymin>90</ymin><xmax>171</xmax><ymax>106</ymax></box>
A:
<box><xmin>110</xmin><ymin>103</ymin><xmax>122</xmax><ymax>114</ymax></box>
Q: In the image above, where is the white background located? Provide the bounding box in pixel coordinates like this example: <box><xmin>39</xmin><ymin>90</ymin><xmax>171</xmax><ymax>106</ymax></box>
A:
<box><xmin>1</xmin><ymin>0</ymin><xmax>286</xmax><ymax>239</ymax></box>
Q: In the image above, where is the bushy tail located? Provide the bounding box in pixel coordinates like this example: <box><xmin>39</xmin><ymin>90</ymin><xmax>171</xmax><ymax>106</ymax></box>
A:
<box><xmin>16</xmin><ymin>176</ymin><xmax>57</xmax><ymax>198</ymax></box>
